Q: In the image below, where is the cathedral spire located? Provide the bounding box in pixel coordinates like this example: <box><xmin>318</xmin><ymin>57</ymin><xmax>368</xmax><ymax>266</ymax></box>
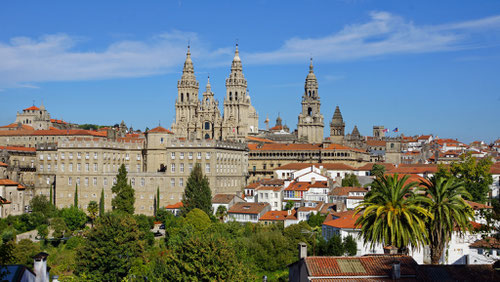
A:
<box><xmin>230</xmin><ymin>44</ymin><xmax>243</xmax><ymax>73</ymax></box>
<box><xmin>206</xmin><ymin>75</ymin><xmax>211</xmax><ymax>92</ymax></box>
<box><xmin>180</xmin><ymin>45</ymin><xmax>195</xmax><ymax>82</ymax></box>
<box><xmin>309</xmin><ymin>57</ymin><xmax>314</xmax><ymax>73</ymax></box>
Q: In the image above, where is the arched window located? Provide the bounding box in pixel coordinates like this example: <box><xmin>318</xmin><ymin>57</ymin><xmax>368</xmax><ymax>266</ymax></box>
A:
<box><xmin>181</xmin><ymin>93</ymin><xmax>184</xmax><ymax>102</ymax></box>
<box><xmin>204</xmin><ymin>133</ymin><xmax>210</xmax><ymax>139</ymax></box>
<box><xmin>308</xmin><ymin>91</ymin><xmax>311</xmax><ymax>97</ymax></box>
<box><xmin>229</xmin><ymin>92</ymin><xmax>232</xmax><ymax>101</ymax></box>
<box><xmin>235</xmin><ymin>92</ymin><xmax>238</xmax><ymax>101</ymax></box>
<box><xmin>187</xmin><ymin>93</ymin><xmax>189</xmax><ymax>101</ymax></box>
<box><xmin>204</xmin><ymin>122</ymin><xmax>210</xmax><ymax>130</ymax></box>
<box><xmin>308</xmin><ymin>107</ymin><xmax>312</xmax><ymax>116</ymax></box>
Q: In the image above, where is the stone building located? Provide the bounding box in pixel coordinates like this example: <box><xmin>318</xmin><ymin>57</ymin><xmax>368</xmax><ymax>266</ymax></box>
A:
<box><xmin>171</xmin><ymin>45</ymin><xmax>258</xmax><ymax>142</ymax></box>
<box><xmin>297</xmin><ymin>59</ymin><xmax>324</xmax><ymax>143</ymax></box>
<box><xmin>329</xmin><ymin>106</ymin><xmax>345</xmax><ymax>144</ymax></box>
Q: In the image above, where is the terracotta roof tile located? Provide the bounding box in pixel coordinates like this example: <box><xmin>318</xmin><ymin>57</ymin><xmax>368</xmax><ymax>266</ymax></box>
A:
<box><xmin>227</xmin><ymin>202</ymin><xmax>269</xmax><ymax>214</ymax></box>
<box><xmin>0</xmin><ymin>161</ymin><xmax>7</xmax><ymax>167</ymax></box>
<box><xmin>23</xmin><ymin>106</ymin><xmax>40</xmax><ymax>111</ymax></box>
<box><xmin>149</xmin><ymin>126</ymin><xmax>173</xmax><ymax>134</ymax></box>
<box><xmin>357</xmin><ymin>163</ymin><xmax>396</xmax><ymax>171</ymax></box>
<box><xmin>322</xmin><ymin>210</ymin><xmax>361</xmax><ymax>229</ymax></box>
<box><xmin>0</xmin><ymin>123</ymin><xmax>35</xmax><ymax>130</ymax></box>
<box><xmin>0</xmin><ymin>146</ymin><xmax>36</xmax><ymax>152</ymax></box>
<box><xmin>470</xmin><ymin>237</ymin><xmax>500</xmax><ymax>249</ymax></box>
<box><xmin>366</xmin><ymin>140</ymin><xmax>386</xmax><ymax>146</ymax></box>
<box><xmin>165</xmin><ymin>202</ymin><xmax>183</xmax><ymax>209</ymax></box>
<box><xmin>0</xmin><ymin>179</ymin><xmax>20</xmax><ymax>186</ymax></box>
<box><xmin>329</xmin><ymin>187</ymin><xmax>368</xmax><ymax>197</ymax></box>
<box><xmin>465</xmin><ymin>200</ymin><xmax>492</xmax><ymax>210</ymax></box>
<box><xmin>274</xmin><ymin>163</ymin><xmax>356</xmax><ymax>171</ymax></box>
<box><xmin>259</xmin><ymin>210</ymin><xmax>292</xmax><ymax>221</ymax></box>
<box><xmin>212</xmin><ymin>194</ymin><xmax>237</xmax><ymax>204</ymax></box>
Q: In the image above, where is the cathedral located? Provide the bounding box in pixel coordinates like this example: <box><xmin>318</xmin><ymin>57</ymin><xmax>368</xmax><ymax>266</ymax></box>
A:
<box><xmin>171</xmin><ymin>45</ymin><xmax>259</xmax><ymax>142</ymax></box>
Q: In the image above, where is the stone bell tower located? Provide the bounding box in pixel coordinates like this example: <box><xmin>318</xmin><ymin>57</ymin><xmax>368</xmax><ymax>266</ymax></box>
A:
<box><xmin>297</xmin><ymin>58</ymin><xmax>324</xmax><ymax>143</ymax></box>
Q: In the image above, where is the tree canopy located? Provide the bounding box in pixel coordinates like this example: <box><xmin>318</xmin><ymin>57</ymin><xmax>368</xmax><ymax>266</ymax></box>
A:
<box><xmin>449</xmin><ymin>153</ymin><xmax>493</xmax><ymax>203</ymax></box>
<box><xmin>111</xmin><ymin>164</ymin><xmax>135</xmax><ymax>214</ymax></box>
<box><xmin>342</xmin><ymin>173</ymin><xmax>361</xmax><ymax>187</ymax></box>
<box><xmin>370</xmin><ymin>164</ymin><xmax>386</xmax><ymax>178</ymax></box>
<box><xmin>181</xmin><ymin>163</ymin><xmax>212</xmax><ymax>215</ymax></box>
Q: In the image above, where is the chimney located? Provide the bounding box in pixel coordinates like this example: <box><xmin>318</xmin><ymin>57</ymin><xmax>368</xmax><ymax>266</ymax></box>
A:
<box><xmin>287</xmin><ymin>209</ymin><xmax>292</xmax><ymax>216</ymax></box>
<box><xmin>52</xmin><ymin>276</ymin><xmax>59</xmax><ymax>282</ymax></box>
<box><xmin>391</xmin><ymin>261</ymin><xmax>401</xmax><ymax>279</ymax></box>
<box><xmin>33</xmin><ymin>252</ymin><xmax>49</xmax><ymax>282</ymax></box>
<box><xmin>298</xmin><ymin>242</ymin><xmax>307</xmax><ymax>260</ymax></box>
<box><xmin>311</xmin><ymin>177</ymin><xmax>316</xmax><ymax>185</ymax></box>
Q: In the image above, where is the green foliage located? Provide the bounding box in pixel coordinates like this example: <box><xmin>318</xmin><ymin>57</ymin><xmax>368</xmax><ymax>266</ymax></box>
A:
<box><xmin>74</xmin><ymin>184</ymin><xmax>78</xmax><ymax>207</ymax></box>
<box><xmin>343</xmin><ymin>235</ymin><xmax>357</xmax><ymax>256</ymax></box>
<box><xmin>134</xmin><ymin>214</ymin><xmax>155</xmax><ymax>246</ymax></box>
<box><xmin>99</xmin><ymin>188</ymin><xmax>105</xmax><ymax>217</ymax></box>
<box><xmin>37</xmin><ymin>224</ymin><xmax>48</xmax><ymax>240</ymax></box>
<box><xmin>342</xmin><ymin>173</ymin><xmax>361</xmax><ymax>187</ymax></box>
<box><xmin>0</xmin><ymin>241</ymin><xmax>14</xmax><ymax>279</ymax></box>
<box><xmin>420</xmin><ymin>176</ymin><xmax>474</xmax><ymax>264</ymax></box>
<box><xmin>87</xmin><ymin>201</ymin><xmax>98</xmax><ymax>227</ymax></box>
<box><xmin>182</xmin><ymin>163</ymin><xmax>212</xmax><ymax>215</ymax></box>
<box><xmin>111</xmin><ymin>164</ymin><xmax>135</xmax><ymax>214</ymax></box>
<box><xmin>78</xmin><ymin>124</ymin><xmax>108</xmax><ymax>130</ymax></box>
<box><xmin>285</xmin><ymin>200</ymin><xmax>294</xmax><ymax>210</ymax></box>
<box><xmin>248</xmin><ymin>227</ymin><xmax>293</xmax><ymax>272</ymax></box>
<box><xmin>156</xmin><ymin>187</ymin><xmax>160</xmax><ymax>214</ymax></box>
<box><xmin>51</xmin><ymin>217</ymin><xmax>70</xmax><ymax>239</ymax></box>
<box><xmin>12</xmin><ymin>239</ymin><xmax>40</xmax><ymax>267</ymax></box>
<box><xmin>215</xmin><ymin>205</ymin><xmax>227</xmax><ymax>221</ymax></box>
<box><xmin>30</xmin><ymin>195</ymin><xmax>56</xmax><ymax>217</ymax></box>
<box><xmin>138</xmin><ymin>234</ymin><xmax>255</xmax><ymax>281</ymax></box>
<box><xmin>355</xmin><ymin>174</ymin><xmax>432</xmax><ymax>251</ymax></box>
<box><xmin>75</xmin><ymin>212</ymin><xmax>145</xmax><ymax>281</ymax></box>
<box><xmin>449</xmin><ymin>153</ymin><xmax>493</xmax><ymax>203</ymax></box>
<box><xmin>370</xmin><ymin>164</ymin><xmax>386</xmax><ymax>178</ymax></box>
<box><xmin>60</xmin><ymin>206</ymin><xmax>87</xmax><ymax>231</ymax></box>
<box><xmin>65</xmin><ymin>236</ymin><xmax>84</xmax><ymax>250</ymax></box>
<box><xmin>307</xmin><ymin>212</ymin><xmax>326</xmax><ymax>228</ymax></box>
<box><xmin>184</xmin><ymin>208</ymin><xmax>212</xmax><ymax>232</ymax></box>
<box><xmin>319</xmin><ymin>234</ymin><xmax>344</xmax><ymax>256</ymax></box>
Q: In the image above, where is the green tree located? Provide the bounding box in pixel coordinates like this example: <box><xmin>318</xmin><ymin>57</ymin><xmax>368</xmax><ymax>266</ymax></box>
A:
<box><xmin>342</xmin><ymin>173</ymin><xmax>361</xmax><ymax>187</ymax></box>
<box><xmin>75</xmin><ymin>212</ymin><xmax>145</xmax><ymax>281</ymax></box>
<box><xmin>87</xmin><ymin>201</ymin><xmax>98</xmax><ymax>227</ymax></box>
<box><xmin>51</xmin><ymin>217</ymin><xmax>69</xmax><ymax>239</ymax></box>
<box><xmin>215</xmin><ymin>205</ymin><xmax>227</xmax><ymax>222</ymax></box>
<box><xmin>37</xmin><ymin>224</ymin><xmax>48</xmax><ymax>240</ymax></box>
<box><xmin>184</xmin><ymin>208</ymin><xmax>212</xmax><ymax>232</ymax></box>
<box><xmin>449</xmin><ymin>153</ymin><xmax>493</xmax><ymax>203</ymax></box>
<box><xmin>156</xmin><ymin>187</ymin><xmax>160</xmax><ymax>212</ymax></box>
<box><xmin>181</xmin><ymin>163</ymin><xmax>212</xmax><ymax>215</ymax></box>
<box><xmin>307</xmin><ymin>212</ymin><xmax>326</xmax><ymax>228</ymax></box>
<box><xmin>370</xmin><ymin>164</ymin><xmax>386</xmax><ymax>178</ymax></box>
<box><xmin>30</xmin><ymin>195</ymin><xmax>56</xmax><ymax>216</ymax></box>
<box><xmin>355</xmin><ymin>174</ymin><xmax>432</xmax><ymax>252</ymax></box>
<box><xmin>74</xmin><ymin>184</ymin><xmax>78</xmax><ymax>207</ymax></box>
<box><xmin>111</xmin><ymin>164</ymin><xmax>135</xmax><ymax>214</ymax></box>
<box><xmin>343</xmin><ymin>235</ymin><xmax>357</xmax><ymax>256</ymax></box>
<box><xmin>285</xmin><ymin>200</ymin><xmax>295</xmax><ymax>210</ymax></box>
<box><xmin>322</xmin><ymin>234</ymin><xmax>344</xmax><ymax>256</ymax></box>
<box><xmin>420</xmin><ymin>176</ymin><xmax>474</xmax><ymax>264</ymax></box>
<box><xmin>61</xmin><ymin>206</ymin><xmax>87</xmax><ymax>231</ymax></box>
<box><xmin>99</xmin><ymin>188</ymin><xmax>105</xmax><ymax>216</ymax></box>
<box><xmin>145</xmin><ymin>235</ymin><xmax>255</xmax><ymax>281</ymax></box>
<box><xmin>12</xmin><ymin>239</ymin><xmax>40</xmax><ymax>267</ymax></box>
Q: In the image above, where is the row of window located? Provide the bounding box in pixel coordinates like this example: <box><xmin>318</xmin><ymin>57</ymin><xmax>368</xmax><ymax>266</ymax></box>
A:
<box><xmin>40</xmin><ymin>152</ymin><xmax>141</xmax><ymax>161</ymax></box>
<box><xmin>67</xmin><ymin>176</ymin><xmax>186</xmax><ymax>188</ymax></box>
<box><xmin>249</xmin><ymin>152</ymin><xmax>353</xmax><ymax>158</ymax></box>
<box><xmin>39</xmin><ymin>163</ymin><xmax>142</xmax><ymax>173</ymax></box>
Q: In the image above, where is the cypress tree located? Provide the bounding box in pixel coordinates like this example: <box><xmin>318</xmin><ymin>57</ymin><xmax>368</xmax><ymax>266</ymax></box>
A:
<box><xmin>111</xmin><ymin>164</ymin><xmax>135</xmax><ymax>214</ymax></box>
<box><xmin>182</xmin><ymin>163</ymin><xmax>212</xmax><ymax>215</ymax></box>
<box><xmin>156</xmin><ymin>186</ymin><xmax>160</xmax><ymax>211</ymax></box>
<box><xmin>49</xmin><ymin>182</ymin><xmax>53</xmax><ymax>205</ymax></box>
<box><xmin>74</xmin><ymin>184</ymin><xmax>78</xmax><ymax>207</ymax></box>
<box><xmin>99</xmin><ymin>188</ymin><xmax>105</xmax><ymax>216</ymax></box>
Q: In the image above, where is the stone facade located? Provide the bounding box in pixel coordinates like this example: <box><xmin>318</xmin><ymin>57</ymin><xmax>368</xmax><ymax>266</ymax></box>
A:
<box><xmin>329</xmin><ymin>106</ymin><xmax>345</xmax><ymax>144</ymax></box>
<box><xmin>297</xmin><ymin>59</ymin><xmax>324</xmax><ymax>143</ymax></box>
<box><xmin>171</xmin><ymin>45</ymin><xmax>258</xmax><ymax>142</ymax></box>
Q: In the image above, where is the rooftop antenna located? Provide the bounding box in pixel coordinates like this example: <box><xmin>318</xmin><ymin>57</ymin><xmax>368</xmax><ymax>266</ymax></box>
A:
<box><xmin>32</xmin><ymin>100</ymin><xmax>35</xmax><ymax>106</ymax></box>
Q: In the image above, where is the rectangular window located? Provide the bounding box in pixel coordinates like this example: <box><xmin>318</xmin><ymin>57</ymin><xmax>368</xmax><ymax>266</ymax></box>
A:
<box><xmin>93</xmin><ymin>177</ymin><xmax>97</xmax><ymax>186</ymax></box>
<box><xmin>77</xmin><ymin>163</ymin><xmax>81</xmax><ymax>172</ymax></box>
<box><xmin>68</xmin><ymin>177</ymin><xmax>72</xmax><ymax>185</ymax></box>
<box><xmin>69</xmin><ymin>153</ymin><xmax>73</xmax><ymax>159</ymax></box>
<box><xmin>206</xmin><ymin>152</ymin><xmax>211</xmax><ymax>159</ymax></box>
<box><xmin>61</xmin><ymin>152</ymin><xmax>65</xmax><ymax>159</ymax></box>
<box><xmin>188</xmin><ymin>152</ymin><xmax>193</xmax><ymax>159</ymax></box>
<box><xmin>61</xmin><ymin>163</ymin><xmax>65</xmax><ymax>172</ymax></box>
<box><xmin>171</xmin><ymin>164</ymin><xmax>175</xmax><ymax>173</ymax></box>
<box><xmin>47</xmin><ymin>164</ymin><xmax>51</xmax><ymax>172</ymax></box>
<box><xmin>77</xmin><ymin>177</ymin><xmax>80</xmax><ymax>185</ymax></box>
<box><xmin>180</xmin><ymin>163</ymin><xmax>184</xmax><ymax>173</ymax></box>
<box><xmin>131</xmin><ymin>178</ymin><xmax>135</xmax><ymax>186</ymax></box>
<box><xmin>171</xmin><ymin>178</ymin><xmax>175</xmax><ymax>187</ymax></box>
<box><xmin>125</xmin><ymin>165</ymin><xmax>129</xmax><ymax>172</ymax></box>
<box><xmin>69</xmin><ymin>163</ymin><xmax>73</xmax><ymax>172</ymax></box>
<box><xmin>180</xmin><ymin>152</ymin><xmax>184</xmax><ymax>160</ymax></box>
<box><xmin>47</xmin><ymin>154</ymin><xmax>51</xmax><ymax>160</ymax></box>
<box><xmin>85</xmin><ymin>152</ymin><xmax>89</xmax><ymax>159</ymax></box>
<box><xmin>137</xmin><ymin>164</ymin><xmax>141</xmax><ymax>172</ymax></box>
<box><xmin>205</xmin><ymin>164</ymin><xmax>210</xmax><ymax>173</ymax></box>
<box><xmin>189</xmin><ymin>163</ymin><xmax>193</xmax><ymax>172</ymax></box>
<box><xmin>94</xmin><ymin>152</ymin><xmax>98</xmax><ymax>159</ymax></box>
<box><xmin>39</xmin><ymin>154</ymin><xmax>43</xmax><ymax>160</ymax></box>
<box><xmin>136</xmin><ymin>154</ymin><xmax>141</xmax><ymax>160</ymax></box>
<box><xmin>94</xmin><ymin>163</ymin><xmax>98</xmax><ymax>172</ymax></box>
<box><xmin>40</xmin><ymin>164</ymin><xmax>44</xmax><ymax>171</ymax></box>
<box><xmin>141</xmin><ymin>178</ymin><xmax>145</xmax><ymax>186</ymax></box>
<box><xmin>171</xmin><ymin>152</ymin><xmax>175</xmax><ymax>159</ymax></box>
<box><xmin>104</xmin><ymin>178</ymin><xmax>108</xmax><ymax>186</ymax></box>
<box><xmin>179</xmin><ymin>178</ymin><xmax>184</xmax><ymax>187</ymax></box>
<box><xmin>86</xmin><ymin>163</ymin><xmax>89</xmax><ymax>172</ymax></box>
<box><xmin>197</xmin><ymin>152</ymin><xmax>202</xmax><ymax>159</ymax></box>
<box><xmin>126</xmin><ymin>153</ymin><xmax>130</xmax><ymax>160</ymax></box>
<box><xmin>78</xmin><ymin>152</ymin><xmax>81</xmax><ymax>159</ymax></box>
<box><xmin>85</xmin><ymin>177</ymin><xmax>89</xmax><ymax>186</ymax></box>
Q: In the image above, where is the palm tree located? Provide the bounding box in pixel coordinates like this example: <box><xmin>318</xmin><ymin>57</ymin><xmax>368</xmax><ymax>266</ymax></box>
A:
<box><xmin>355</xmin><ymin>174</ymin><xmax>432</xmax><ymax>252</ymax></box>
<box><xmin>420</xmin><ymin>176</ymin><xmax>474</xmax><ymax>264</ymax></box>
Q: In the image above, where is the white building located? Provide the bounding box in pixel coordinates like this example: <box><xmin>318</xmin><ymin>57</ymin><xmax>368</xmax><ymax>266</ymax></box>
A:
<box><xmin>226</xmin><ymin>202</ymin><xmax>271</xmax><ymax>223</ymax></box>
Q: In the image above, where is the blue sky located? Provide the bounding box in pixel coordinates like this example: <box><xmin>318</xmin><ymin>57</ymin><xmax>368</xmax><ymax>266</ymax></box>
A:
<box><xmin>1</xmin><ymin>0</ymin><xmax>499</xmax><ymax>143</ymax></box>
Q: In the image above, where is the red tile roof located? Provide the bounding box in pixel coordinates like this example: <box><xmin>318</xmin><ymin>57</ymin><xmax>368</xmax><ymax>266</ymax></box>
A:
<box><xmin>387</xmin><ymin>164</ymin><xmax>439</xmax><ymax>175</ymax></box>
<box><xmin>211</xmin><ymin>194</ymin><xmax>237</xmax><ymax>204</ymax></box>
<box><xmin>366</xmin><ymin>140</ymin><xmax>386</xmax><ymax>146</ymax></box>
<box><xmin>470</xmin><ymin>237</ymin><xmax>500</xmax><ymax>249</ymax></box>
<box><xmin>304</xmin><ymin>255</ymin><xmax>419</xmax><ymax>278</ymax></box>
<box><xmin>149</xmin><ymin>126</ymin><xmax>173</xmax><ymax>134</ymax></box>
<box><xmin>165</xmin><ymin>202</ymin><xmax>183</xmax><ymax>209</ymax></box>
<box><xmin>0</xmin><ymin>123</ymin><xmax>35</xmax><ymax>130</ymax></box>
<box><xmin>323</xmin><ymin>210</ymin><xmax>360</xmax><ymax>229</ymax></box>
<box><xmin>227</xmin><ymin>202</ymin><xmax>269</xmax><ymax>214</ymax></box>
<box><xmin>0</xmin><ymin>146</ymin><xmax>37</xmax><ymax>152</ymax></box>
<box><xmin>329</xmin><ymin>187</ymin><xmax>368</xmax><ymax>197</ymax></box>
<box><xmin>357</xmin><ymin>163</ymin><xmax>396</xmax><ymax>171</ymax></box>
<box><xmin>285</xmin><ymin>182</ymin><xmax>312</xmax><ymax>191</ymax></box>
<box><xmin>0</xmin><ymin>196</ymin><xmax>11</xmax><ymax>205</ymax></box>
<box><xmin>0</xmin><ymin>179</ymin><xmax>20</xmax><ymax>186</ymax></box>
<box><xmin>0</xmin><ymin>161</ymin><xmax>7</xmax><ymax>167</ymax></box>
<box><xmin>274</xmin><ymin>162</ymin><xmax>356</xmax><ymax>171</ymax></box>
<box><xmin>259</xmin><ymin>210</ymin><xmax>295</xmax><ymax>221</ymax></box>
<box><xmin>23</xmin><ymin>106</ymin><xmax>40</xmax><ymax>111</ymax></box>
<box><xmin>246</xmin><ymin>136</ymin><xmax>275</xmax><ymax>143</ymax></box>
<box><xmin>465</xmin><ymin>200</ymin><xmax>492</xmax><ymax>210</ymax></box>
<box><xmin>384</xmin><ymin>173</ymin><xmax>429</xmax><ymax>187</ymax></box>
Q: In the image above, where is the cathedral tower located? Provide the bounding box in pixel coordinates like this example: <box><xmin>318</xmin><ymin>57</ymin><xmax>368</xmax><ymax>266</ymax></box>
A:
<box><xmin>222</xmin><ymin>44</ymin><xmax>258</xmax><ymax>141</ymax></box>
<box><xmin>172</xmin><ymin>46</ymin><xmax>200</xmax><ymax>139</ymax></box>
<box><xmin>297</xmin><ymin>59</ymin><xmax>324</xmax><ymax>143</ymax></box>
<box><xmin>197</xmin><ymin>76</ymin><xmax>222</xmax><ymax>140</ymax></box>
<box><xmin>329</xmin><ymin>106</ymin><xmax>345</xmax><ymax>144</ymax></box>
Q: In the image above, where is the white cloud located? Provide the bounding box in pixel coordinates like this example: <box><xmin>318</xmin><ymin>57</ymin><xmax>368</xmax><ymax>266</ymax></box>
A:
<box><xmin>244</xmin><ymin>11</ymin><xmax>500</xmax><ymax>64</ymax></box>
<box><xmin>0</xmin><ymin>12</ymin><xmax>499</xmax><ymax>87</ymax></box>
